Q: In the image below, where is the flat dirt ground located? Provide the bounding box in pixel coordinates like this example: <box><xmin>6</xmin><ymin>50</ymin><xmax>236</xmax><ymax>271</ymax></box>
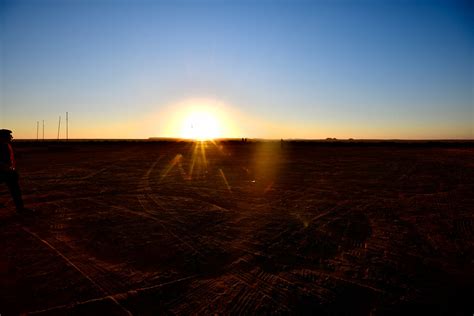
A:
<box><xmin>1</xmin><ymin>141</ymin><xmax>473</xmax><ymax>315</ymax></box>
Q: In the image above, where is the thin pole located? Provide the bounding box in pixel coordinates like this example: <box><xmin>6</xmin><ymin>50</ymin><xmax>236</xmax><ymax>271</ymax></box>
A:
<box><xmin>66</xmin><ymin>112</ymin><xmax>68</xmax><ymax>141</ymax></box>
<box><xmin>36</xmin><ymin>121</ymin><xmax>39</xmax><ymax>141</ymax></box>
<box><xmin>42</xmin><ymin>120</ymin><xmax>44</xmax><ymax>141</ymax></box>
<box><xmin>57</xmin><ymin>116</ymin><xmax>61</xmax><ymax>141</ymax></box>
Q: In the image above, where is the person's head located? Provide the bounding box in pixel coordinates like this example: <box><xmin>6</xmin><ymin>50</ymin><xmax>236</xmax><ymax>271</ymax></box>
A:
<box><xmin>0</xmin><ymin>129</ymin><xmax>13</xmax><ymax>143</ymax></box>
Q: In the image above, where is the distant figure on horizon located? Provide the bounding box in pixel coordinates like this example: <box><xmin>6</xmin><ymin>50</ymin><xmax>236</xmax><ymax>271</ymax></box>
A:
<box><xmin>0</xmin><ymin>129</ymin><xmax>35</xmax><ymax>215</ymax></box>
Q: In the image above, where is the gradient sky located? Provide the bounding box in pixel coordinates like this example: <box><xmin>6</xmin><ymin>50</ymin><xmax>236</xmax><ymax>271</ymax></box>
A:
<box><xmin>1</xmin><ymin>0</ymin><xmax>473</xmax><ymax>139</ymax></box>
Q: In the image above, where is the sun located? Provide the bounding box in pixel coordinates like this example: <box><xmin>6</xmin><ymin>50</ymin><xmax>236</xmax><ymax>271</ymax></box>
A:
<box><xmin>157</xmin><ymin>98</ymin><xmax>239</xmax><ymax>140</ymax></box>
<box><xmin>181</xmin><ymin>110</ymin><xmax>221</xmax><ymax>140</ymax></box>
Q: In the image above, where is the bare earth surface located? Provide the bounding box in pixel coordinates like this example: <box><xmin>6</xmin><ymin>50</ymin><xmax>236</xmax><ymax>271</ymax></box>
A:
<box><xmin>1</xmin><ymin>141</ymin><xmax>473</xmax><ymax>315</ymax></box>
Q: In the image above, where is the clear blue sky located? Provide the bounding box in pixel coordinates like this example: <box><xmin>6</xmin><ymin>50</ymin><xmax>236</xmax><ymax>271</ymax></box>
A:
<box><xmin>1</xmin><ymin>0</ymin><xmax>473</xmax><ymax>139</ymax></box>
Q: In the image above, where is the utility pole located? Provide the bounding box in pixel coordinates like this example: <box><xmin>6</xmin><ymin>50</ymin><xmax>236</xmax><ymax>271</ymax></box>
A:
<box><xmin>57</xmin><ymin>116</ymin><xmax>61</xmax><ymax>141</ymax></box>
<box><xmin>36</xmin><ymin>121</ymin><xmax>39</xmax><ymax>141</ymax></box>
<box><xmin>66</xmin><ymin>112</ymin><xmax>68</xmax><ymax>141</ymax></box>
<box><xmin>42</xmin><ymin>120</ymin><xmax>44</xmax><ymax>141</ymax></box>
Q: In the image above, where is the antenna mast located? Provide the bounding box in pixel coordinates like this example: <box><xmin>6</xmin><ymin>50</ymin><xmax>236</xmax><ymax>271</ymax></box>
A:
<box><xmin>57</xmin><ymin>116</ymin><xmax>61</xmax><ymax>141</ymax></box>
<box><xmin>66</xmin><ymin>112</ymin><xmax>68</xmax><ymax>141</ymax></box>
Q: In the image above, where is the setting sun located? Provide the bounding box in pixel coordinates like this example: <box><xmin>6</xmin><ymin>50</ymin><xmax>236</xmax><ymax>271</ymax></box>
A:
<box><xmin>157</xmin><ymin>98</ymin><xmax>239</xmax><ymax>140</ymax></box>
<box><xmin>180</xmin><ymin>110</ymin><xmax>221</xmax><ymax>140</ymax></box>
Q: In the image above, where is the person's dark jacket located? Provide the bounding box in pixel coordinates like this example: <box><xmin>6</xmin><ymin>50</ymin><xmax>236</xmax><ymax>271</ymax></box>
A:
<box><xmin>0</xmin><ymin>143</ymin><xmax>14</xmax><ymax>171</ymax></box>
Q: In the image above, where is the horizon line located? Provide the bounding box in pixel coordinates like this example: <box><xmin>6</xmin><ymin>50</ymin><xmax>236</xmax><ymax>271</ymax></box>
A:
<box><xmin>13</xmin><ymin>138</ymin><xmax>474</xmax><ymax>142</ymax></box>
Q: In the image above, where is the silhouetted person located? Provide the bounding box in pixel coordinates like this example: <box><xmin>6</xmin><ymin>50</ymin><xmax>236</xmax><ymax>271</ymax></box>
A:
<box><xmin>0</xmin><ymin>129</ymin><xmax>34</xmax><ymax>215</ymax></box>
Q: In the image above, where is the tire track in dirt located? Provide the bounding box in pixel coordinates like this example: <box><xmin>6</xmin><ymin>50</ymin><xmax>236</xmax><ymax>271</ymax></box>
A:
<box><xmin>135</xmin><ymin>153</ymin><xmax>209</xmax><ymax>257</ymax></box>
<box><xmin>136</xmin><ymin>194</ymin><xmax>204</xmax><ymax>257</ymax></box>
<box><xmin>28</xmin><ymin>274</ymin><xmax>200</xmax><ymax>315</ymax></box>
<box><xmin>291</xmin><ymin>268</ymin><xmax>384</xmax><ymax>295</ymax></box>
<box><xmin>29</xmin><ymin>145</ymin><xmax>367</xmax><ymax>314</ymax></box>
<box><xmin>16</xmin><ymin>155</ymin><xmax>191</xmax><ymax>314</ymax></box>
<box><xmin>229</xmin><ymin>201</ymin><xmax>371</xmax><ymax>312</ymax></box>
<box><xmin>166</xmin><ymin>278</ymin><xmax>225</xmax><ymax>314</ymax></box>
<box><xmin>79</xmin><ymin>191</ymin><xmax>205</xmax><ymax>261</ymax></box>
<box><xmin>92</xmin><ymin>151</ymin><xmax>243</xmax><ymax>312</ymax></box>
<box><xmin>166</xmin><ymin>268</ymin><xmax>291</xmax><ymax>315</ymax></box>
<box><xmin>141</xmin><ymin>149</ymin><xmax>236</xmax><ymax>214</ymax></box>
<box><xmin>133</xmin><ymin>150</ymin><xmax>244</xmax><ymax>257</ymax></box>
<box><xmin>15</xmin><ymin>148</ymin><xmax>185</xmax><ymax>314</ymax></box>
<box><xmin>38</xmin><ymin>204</ymin><xmax>147</xmax><ymax>293</ymax></box>
<box><xmin>20</xmin><ymin>226</ymin><xmax>133</xmax><ymax>316</ymax></box>
<box><xmin>135</xmin><ymin>152</ymin><xmax>305</xmax><ymax>314</ymax></box>
<box><xmin>22</xmin><ymin>150</ymin><xmax>148</xmax><ymax>209</ymax></box>
<box><xmin>454</xmin><ymin>218</ymin><xmax>474</xmax><ymax>237</ymax></box>
<box><xmin>231</xmin><ymin>270</ymin><xmax>290</xmax><ymax>311</ymax></box>
<box><xmin>56</xmin><ymin>151</ymin><xmax>207</xmax><ymax>266</ymax></box>
<box><xmin>156</xmin><ymin>161</ymin><xmax>378</xmax><ymax>314</ymax></box>
<box><xmin>79</xmin><ymin>156</ymin><xmax>138</xmax><ymax>181</ymax></box>
<box><xmin>25</xmin><ymin>154</ymin><xmax>137</xmax><ymax>186</ymax></box>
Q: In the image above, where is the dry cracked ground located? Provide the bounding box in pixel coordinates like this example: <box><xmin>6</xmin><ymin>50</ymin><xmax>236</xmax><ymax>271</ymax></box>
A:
<box><xmin>1</xmin><ymin>141</ymin><xmax>473</xmax><ymax>315</ymax></box>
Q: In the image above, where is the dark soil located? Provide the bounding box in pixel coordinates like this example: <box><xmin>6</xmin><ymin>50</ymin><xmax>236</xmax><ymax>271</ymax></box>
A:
<box><xmin>1</xmin><ymin>141</ymin><xmax>473</xmax><ymax>315</ymax></box>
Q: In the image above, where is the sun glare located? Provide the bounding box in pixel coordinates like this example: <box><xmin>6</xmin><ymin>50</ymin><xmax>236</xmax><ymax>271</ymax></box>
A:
<box><xmin>158</xmin><ymin>98</ymin><xmax>239</xmax><ymax>139</ymax></box>
<box><xmin>181</xmin><ymin>110</ymin><xmax>221</xmax><ymax>140</ymax></box>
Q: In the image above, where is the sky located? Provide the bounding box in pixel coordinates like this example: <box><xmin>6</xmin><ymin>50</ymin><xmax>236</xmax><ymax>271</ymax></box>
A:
<box><xmin>0</xmin><ymin>0</ymin><xmax>473</xmax><ymax>139</ymax></box>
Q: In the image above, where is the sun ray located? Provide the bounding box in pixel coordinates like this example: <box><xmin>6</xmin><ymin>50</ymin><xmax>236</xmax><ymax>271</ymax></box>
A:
<box><xmin>188</xmin><ymin>142</ymin><xmax>199</xmax><ymax>180</ymax></box>
<box><xmin>157</xmin><ymin>137</ymin><xmax>233</xmax><ymax>193</ymax></box>
<box><xmin>160</xmin><ymin>154</ymin><xmax>182</xmax><ymax>180</ymax></box>
<box><xmin>199</xmin><ymin>141</ymin><xmax>207</xmax><ymax>168</ymax></box>
<box><xmin>219</xmin><ymin>168</ymin><xmax>232</xmax><ymax>192</ymax></box>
